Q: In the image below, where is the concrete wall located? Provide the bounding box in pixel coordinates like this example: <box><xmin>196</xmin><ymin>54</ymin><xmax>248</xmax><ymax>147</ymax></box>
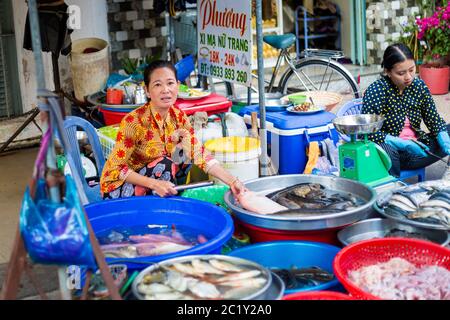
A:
<box><xmin>365</xmin><ymin>0</ymin><xmax>420</xmax><ymax>65</ymax></box>
<box><xmin>12</xmin><ymin>0</ymin><xmax>109</xmax><ymax>113</ymax></box>
<box><xmin>106</xmin><ymin>0</ymin><xmax>167</xmax><ymax>70</ymax></box>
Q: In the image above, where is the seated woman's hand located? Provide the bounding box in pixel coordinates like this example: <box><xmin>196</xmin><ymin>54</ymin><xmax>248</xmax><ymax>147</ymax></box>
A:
<box><xmin>437</xmin><ymin>131</ymin><xmax>450</xmax><ymax>155</ymax></box>
<box><xmin>151</xmin><ymin>180</ymin><xmax>178</xmax><ymax>197</ymax></box>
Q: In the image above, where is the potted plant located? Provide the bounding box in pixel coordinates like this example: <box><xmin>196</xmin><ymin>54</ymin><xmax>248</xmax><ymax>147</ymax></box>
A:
<box><xmin>415</xmin><ymin>2</ymin><xmax>450</xmax><ymax>94</ymax></box>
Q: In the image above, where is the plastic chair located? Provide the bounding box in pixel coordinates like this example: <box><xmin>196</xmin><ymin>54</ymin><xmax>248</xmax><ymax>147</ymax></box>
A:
<box><xmin>174</xmin><ymin>55</ymin><xmax>195</xmax><ymax>84</ymax></box>
<box><xmin>64</xmin><ymin>116</ymin><xmax>105</xmax><ymax>203</ymax></box>
<box><xmin>336</xmin><ymin>98</ymin><xmax>363</xmax><ymax>117</ymax></box>
<box><xmin>335</xmin><ymin>98</ymin><xmax>426</xmax><ymax>182</ymax></box>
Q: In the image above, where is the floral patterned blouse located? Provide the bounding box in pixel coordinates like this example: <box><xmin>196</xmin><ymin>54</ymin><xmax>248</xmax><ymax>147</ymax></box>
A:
<box><xmin>362</xmin><ymin>76</ymin><xmax>447</xmax><ymax>145</ymax></box>
<box><xmin>100</xmin><ymin>103</ymin><xmax>218</xmax><ymax>194</ymax></box>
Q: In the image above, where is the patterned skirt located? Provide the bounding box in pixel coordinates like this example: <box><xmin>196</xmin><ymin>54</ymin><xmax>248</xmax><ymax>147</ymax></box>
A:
<box><xmin>102</xmin><ymin>156</ymin><xmax>191</xmax><ymax>199</ymax></box>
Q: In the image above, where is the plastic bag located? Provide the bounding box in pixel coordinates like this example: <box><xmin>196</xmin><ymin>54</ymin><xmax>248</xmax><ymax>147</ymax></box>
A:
<box><xmin>20</xmin><ymin>175</ymin><xmax>96</xmax><ymax>267</ymax></box>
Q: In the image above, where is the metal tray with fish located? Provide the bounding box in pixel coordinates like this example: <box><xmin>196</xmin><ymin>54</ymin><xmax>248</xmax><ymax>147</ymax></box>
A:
<box><xmin>375</xmin><ymin>180</ymin><xmax>450</xmax><ymax>231</ymax></box>
<box><xmin>224</xmin><ymin>175</ymin><xmax>376</xmax><ymax>231</ymax></box>
<box><xmin>132</xmin><ymin>255</ymin><xmax>273</xmax><ymax>300</ymax></box>
<box><xmin>337</xmin><ymin>218</ymin><xmax>450</xmax><ymax>246</ymax></box>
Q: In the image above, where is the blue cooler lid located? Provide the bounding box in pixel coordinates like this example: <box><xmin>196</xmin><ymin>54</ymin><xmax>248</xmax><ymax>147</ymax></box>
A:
<box><xmin>239</xmin><ymin>105</ymin><xmax>335</xmax><ymax>130</ymax></box>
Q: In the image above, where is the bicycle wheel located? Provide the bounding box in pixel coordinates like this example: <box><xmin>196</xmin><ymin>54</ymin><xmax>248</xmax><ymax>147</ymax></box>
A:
<box><xmin>279</xmin><ymin>59</ymin><xmax>360</xmax><ymax>99</ymax></box>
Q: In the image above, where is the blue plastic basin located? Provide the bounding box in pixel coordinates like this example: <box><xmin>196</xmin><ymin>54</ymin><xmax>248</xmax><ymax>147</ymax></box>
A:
<box><xmin>228</xmin><ymin>241</ymin><xmax>342</xmax><ymax>294</ymax></box>
<box><xmin>85</xmin><ymin>196</ymin><xmax>234</xmax><ymax>270</ymax></box>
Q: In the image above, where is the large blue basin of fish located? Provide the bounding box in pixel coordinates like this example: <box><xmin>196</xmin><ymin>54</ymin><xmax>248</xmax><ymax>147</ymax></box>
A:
<box><xmin>85</xmin><ymin>196</ymin><xmax>234</xmax><ymax>270</ymax></box>
<box><xmin>228</xmin><ymin>241</ymin><xmax>342</xmax><ymax>294</ymax></box>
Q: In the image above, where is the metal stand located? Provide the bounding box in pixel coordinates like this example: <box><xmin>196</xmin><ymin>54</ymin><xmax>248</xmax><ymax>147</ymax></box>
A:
<box><xmin>0</xmin><ymin>108</ymin><xmax>40</xmax><ymax>154</ymax></box>
<box><xmin>0</xmin><ymin>0</ymin><xmax>120</xmax><ymax>300</ymax></box>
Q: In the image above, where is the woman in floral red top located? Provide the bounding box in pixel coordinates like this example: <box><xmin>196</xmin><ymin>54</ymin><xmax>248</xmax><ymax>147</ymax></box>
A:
<box><xmin>100</xmin><ymin>61</ymin><xmax>247</xmax><ymax>198</ymax></box>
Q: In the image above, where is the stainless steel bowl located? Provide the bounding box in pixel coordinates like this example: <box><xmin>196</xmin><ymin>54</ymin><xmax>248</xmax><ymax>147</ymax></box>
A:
<box><xmin>265</xmin><ymin>99</ymin><xmax>292</xmax><ymax>112</ymax></box>
<box><xmin>224</xmin><ymin>174</ymin><xmax>377</xmax><ymax>231</ymax></box>
<box><xmin>256</xmin><ymin>272</ymin><xmax>285</xmax><ymax>300</ymax></box>
<box><xmin>332</xmin><ymin>114</ymin><xmax>385</xmax><ymax>135</ymax></box>
<box><xmin>338</xmin><ymin>218</ymin><xmax>450</xmax><ymax>246</ymax></box>
<box><xmin>132</xmin><ymin>254</ymin><xmax>273</xmax><ymax>300</ymax></box>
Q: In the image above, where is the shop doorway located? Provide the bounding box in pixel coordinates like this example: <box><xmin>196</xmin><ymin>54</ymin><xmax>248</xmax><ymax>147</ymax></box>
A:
<box><xmin>0</xmin><ymin>0</ymin><xmax>22</xmax><ymax>118</ymax></box>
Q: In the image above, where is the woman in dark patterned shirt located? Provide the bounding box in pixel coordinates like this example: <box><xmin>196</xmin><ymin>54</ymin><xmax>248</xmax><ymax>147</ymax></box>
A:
<box><xmin>362</xmin><ymin>43</ymin><xmax>450</xmax><ymax>177</ymax></box>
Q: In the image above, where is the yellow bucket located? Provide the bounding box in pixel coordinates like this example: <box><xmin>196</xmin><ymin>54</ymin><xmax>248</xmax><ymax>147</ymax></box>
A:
<box><xmin>205</xmin><ymin>137</ymin><xmax>261</xmax><ymax>182</ymax></box>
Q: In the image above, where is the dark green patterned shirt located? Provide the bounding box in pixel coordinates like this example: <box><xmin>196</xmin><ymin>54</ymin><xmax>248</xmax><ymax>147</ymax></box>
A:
<box><xmin>362</xmin><ymin>76</ymin><xmax>447</xmax><ymax>145</ymax></box>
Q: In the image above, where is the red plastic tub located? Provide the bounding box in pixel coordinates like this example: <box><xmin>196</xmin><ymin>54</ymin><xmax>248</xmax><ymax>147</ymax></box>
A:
<box><xmin>283</xmin><ymin>291</ymin><xmax>354</xmax><ymax>300</ymax></box>
<box><xmin>235</xmin><ymin>220</ymin><xmax>342</xmax><ymax>246</ymax></box>
<box><xmin>175</xmin><ymin>93</ymin><xmax>231</xmax><ymax>116</ymax></box>
<box><xmin>99</xmin><ymin>108</ymin><xmax>128</xmax><ymax>126</ymax></box>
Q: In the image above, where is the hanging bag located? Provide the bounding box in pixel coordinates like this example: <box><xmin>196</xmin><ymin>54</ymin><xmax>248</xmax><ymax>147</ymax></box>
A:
<box><xmin>19</xmin><ymin>129</ymin><xmax>96</xmax><ymax>267</ymax></box>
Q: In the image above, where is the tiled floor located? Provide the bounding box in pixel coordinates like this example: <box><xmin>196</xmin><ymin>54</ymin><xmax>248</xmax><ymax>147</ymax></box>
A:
<box><xmin>0</xmin><ymin>67</ymin><xmax>449</xmax><ymax>265</ymax></box>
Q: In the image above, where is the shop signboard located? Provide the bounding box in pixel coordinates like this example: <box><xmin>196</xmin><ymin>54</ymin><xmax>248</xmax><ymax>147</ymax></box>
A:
<box><xmin>197</xmin><ymin>0</ymin><xmax>252</xmax><ymax>87</ymax></box>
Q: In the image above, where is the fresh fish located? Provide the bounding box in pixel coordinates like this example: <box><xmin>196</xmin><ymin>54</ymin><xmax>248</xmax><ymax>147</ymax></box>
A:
<box><xmin>267</xmin><ymin>183</ymin><xmax>362</xmax><ymax>213</ymax></box>
<box><xmin>420</xmin><ymin>199</ymin><xmax>450</xmax><ymax>211</ymax></box>
<box><xmin>165</xmin><ymin>270</ymin><xmax>197</xmax><ymax>292</ymax></box>
<box><xmin>429</xmin><ymin>191</ymin><xmax>450</xmax><ymax>202</ymax></box>
<box><xmin>129</xmin><ymin>234</ymin><xmax>190</xmax><ymax>246</ymax></box>
<box><xmin>143</xmin><ymin>271</ymin><xmax>165</xmax><ymax>284</ymax></box>
<box><xmin>197</xmin><ymin>234</ymin><xmax>208</xmax><ymax>244</ymax></box>
<box><xmin>138</xmin><ymin>283</ymin><xmax>173</xmax><ymax>295</ymax></box>
<box><xmin>171</xmin><ymin>262</ymin><xmax>202</xmax><ymax>277</ymax></box>
<box><xmin>191</xmin><ymin>259</ymin><xmax>225</xmax><ymax>275</ymax></box>
<box><xmin>389</xmin><ymin>194</ymin><xmax>417</xmax><ymax>211</ymax></box>
<box><xmin>271</xmin><ymin>266</ymin><xmax>335</xmax><ymax>290</ymax></box>
<box><xmin>209</xmin><ymin>259</ymin><xmax>244</xmax><ymax>273</ymax></box>
<box><xmin>236</xmin><ymin>190</ymin><xmax>288</xmax><ymax>214</ymax></box>
<box><xmin>276</xmin><ymin>196</ymin><xmax>302</xmax><ymax>210</ymax></box>
<box><xmin>408</xmin><ymin>209</ymin><xmax>450</xmax><ymax>227</ymax></box>
<box><xmin>101</xmin><ymin>244</ymin><xmax>137</xmax><ymax>258</ymax></box>
<box><xmin>215</xmin><ymin>270</ymin><xmax>261</xmax><ymax>283</ymax></box>
<box><xmin>219</xmin><ymin>277</ymin><xmax>267</xmax><ymax>288</ymax></box>
<box><xmin>136</xmin><ymin>242</ymin><xmax>192</xmax><ymax>256</ymax></box>
<box><xmin>101</xmin><ymin>241</ymin><xmax>192</xmax><ymax>258</ymax></box>
<box><xmin>188</xmin><ymin>281</ymin><xmax>221</xmax><ymax>299</ymax></box>
<box><xmin>291</xmin><ymin>183</ymin><xmax>323</xmax><ymax>198</ymax></box>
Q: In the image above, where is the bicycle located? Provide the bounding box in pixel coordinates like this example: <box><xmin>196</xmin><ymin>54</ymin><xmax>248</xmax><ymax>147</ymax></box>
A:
<box><xmin>226</xmin><ymin>33</ymin><xmax>361</xmax><ymax>101</ymax></box>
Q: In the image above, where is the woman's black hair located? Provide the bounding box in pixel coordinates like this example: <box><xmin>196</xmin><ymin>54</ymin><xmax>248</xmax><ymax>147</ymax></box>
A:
<box><xmin>143</xmin><ymin>60</ymin><xmax>178</xmax><ymax>86</ymax></box>
<box><xmin>381</xmin><ymin>43</ymin><xmax>414</xmax><ymax>71</ymax></box>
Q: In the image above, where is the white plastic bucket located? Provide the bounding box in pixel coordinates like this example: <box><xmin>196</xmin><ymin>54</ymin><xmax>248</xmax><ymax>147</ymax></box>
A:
<box><xmin>204</xmin><ymin>137</ymin><xmax>261</xmax><ymax>183</ymax></box>
<box><xmin>70</xmin><ymin>38</ymin><xmax>110</xmax><ymax>101</ymax></box>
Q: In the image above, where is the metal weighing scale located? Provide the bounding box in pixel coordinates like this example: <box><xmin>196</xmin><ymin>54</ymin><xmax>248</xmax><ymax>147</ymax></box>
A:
<box><xmin>332</xmin><ymin>114</ymin><xmax>396</xmax><ymax>187</ymax></box>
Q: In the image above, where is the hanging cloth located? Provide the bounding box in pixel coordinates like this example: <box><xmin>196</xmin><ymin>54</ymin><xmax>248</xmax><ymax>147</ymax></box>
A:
<box><xmin>23</xmin><ymin>1</ymin><xmax>73</xmax><ymax>56</ymax></box>
<box><xmin>303</xmin><ymin>141</ymin><xmax>320</xmax><ymax>174</ymax></box>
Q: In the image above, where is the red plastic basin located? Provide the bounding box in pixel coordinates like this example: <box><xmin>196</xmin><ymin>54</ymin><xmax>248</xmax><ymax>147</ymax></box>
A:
<box><xmin>235</xmin><ymin>220</ymin><xmax>342</xmax><ymax>246</ymax></box>
<box><xmin>99</xmin><ymin>108</ymin><xmax>128</xmax><ymax>126</ymax></box>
